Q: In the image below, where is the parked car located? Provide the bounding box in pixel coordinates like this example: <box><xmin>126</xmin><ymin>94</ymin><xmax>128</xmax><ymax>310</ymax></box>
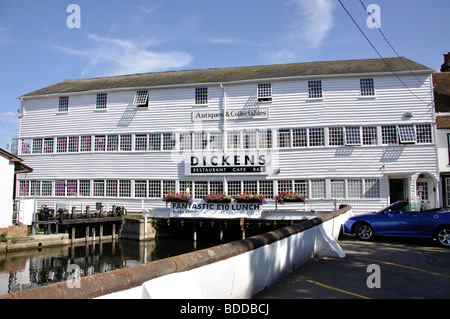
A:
<box><xmin>343</xmin><ymin>201</ymin><xmax>450</xmax><ymax>247</ymax></box>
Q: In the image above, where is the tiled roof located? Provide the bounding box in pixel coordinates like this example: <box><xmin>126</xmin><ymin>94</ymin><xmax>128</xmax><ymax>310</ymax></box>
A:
<box><xmin>21</xmin><ymin>57</ymin><xmax>432</xmax><ymax>98</ymax></box>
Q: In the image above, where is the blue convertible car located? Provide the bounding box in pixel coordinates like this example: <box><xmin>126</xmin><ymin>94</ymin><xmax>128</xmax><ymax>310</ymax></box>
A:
<box><xmin>344</xmin><ymin>201</ymin><xmax>450</xmax><ymax>247</ymax></box>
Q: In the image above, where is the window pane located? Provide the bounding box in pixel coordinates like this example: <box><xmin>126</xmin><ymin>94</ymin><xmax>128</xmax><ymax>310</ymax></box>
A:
<box><xmin>149</xmin><ymin>134</ymin><xmax>161</xmax><ymax>151</ymax></box>
<box><xmin>120</xmin><ymin>135</ymin><xmax>132</xmax><ymax>151</ymax></box>
<box><xmin>195</xmin><ymin>87</ymin><xmax>208</xmax><ymax>105</ymax></box>
<box><xmin>227</xmin><ymin>131</ymin><xmax>240</xmax><ymax>149</ymax></box>
<box><xmin>360</xmin><ymin>78</ymin><xmax>374</xmax><ymax>96</ymax></box>
<box><xmin>398</xmin><ymin>125</ymin><xmax>416</xmax><ymax>144</ymax></box>
<box><xmin>331</xmin><ymin>180</ymin><xmax>345</xmax><ymax>198</ymax></box>
<box><xmin>135</xmin><ymin>134</ymin><xmax>148</xmax><ymax>151</ymax></box>
<box><xmin>308</xmin><ymin>80</ymin><xmax>322</xmax><ymax>99</ymax></box>
<box><xmin>59</xmin><ymin>96</ymin><xmax>69</xmax><ymax>112</ymax></box>
<box><xmin>94</xmin><ymin>136</ymin><xmax>106</xmax><ymax>151</ymax></box>
<box><xmin>362</xmin><ymin>127</ymin><xmax>377</xmax><ymax>145</ymax></box>
<box><xmin>348</xmin><ymin>180</ymin><xmax>362</xmax><ymax>198</ymax></box>
<box><xmin>278</xmin><ymin>129</ymin><xmax>290</xmax><ymax>148</ymax></box>
<box><xmin>309</xmin><ymin>128</ymin><xmax>324</xmax><ymax>147</ymax></box>
<box><xmin>311</xmin><ymin>180</ymin><xmax>325</xmax><ymax>198</ymax></box>
<box><xmin>96</xmin><ymin>93</ymin><xmax>107</xmax><ymax>109</ymax></box>
<box><xmin>329</xmin><ymin>127</ymin><xmax>344</xmax><ymax>146</ymax></box>
<box><xmin>345</xmin><ymin>127</ymin><xmax>361</xmax><ymax>145</ymax></box>
<box><xmin>381</xmin><ymin>126</ymin><xmax>397</xmax><ymax>145</ymax></box>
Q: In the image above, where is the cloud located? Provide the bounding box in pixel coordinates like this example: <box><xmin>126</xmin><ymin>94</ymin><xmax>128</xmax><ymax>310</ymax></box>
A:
<box><xmin>285</xmin><ymin>0</ymin><xmax>335</xmax><ymax>48</ymax></box>
<box><xmin>259</xmin><ymin>0</ymin><xmax>335</xmax><ymax>64</ymax></box>
<box><xmin>137</xmin><ymin>0</ymin><xmax>167</xmax><ymax>14</ymax></box>
<box><xmin>54</xmin><ymin>34</ymin><xmax>193</xmax><ymax>77</ymax></box>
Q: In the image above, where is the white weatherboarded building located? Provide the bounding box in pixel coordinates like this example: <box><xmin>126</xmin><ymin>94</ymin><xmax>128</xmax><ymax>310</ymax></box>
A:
<box><xmin>16</xmin><ymin>57</ymin><xmax>437</xmax><ymax>216</ymax></box>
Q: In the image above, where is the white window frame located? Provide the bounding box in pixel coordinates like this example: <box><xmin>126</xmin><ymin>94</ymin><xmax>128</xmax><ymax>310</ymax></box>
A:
<box><xmin>133</xmin><ymin>90</ymin><xmax>149</xmax><ymax>107</ymax></box>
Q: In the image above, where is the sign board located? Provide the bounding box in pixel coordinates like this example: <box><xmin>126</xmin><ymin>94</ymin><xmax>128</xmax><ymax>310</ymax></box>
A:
<box><xmin>170</xmin><ymin>201</ymin><xmax>263</xmax><ymax>219</ymax></box>
<box><xmin>193</xmin><ymin>108</ymin><xmax>269</xmax><ymax>121</ymax></box>
<box><xmin>185</xmin><ymin>150</ymin><xmax>272</xmax><ymax>176</ymax></box>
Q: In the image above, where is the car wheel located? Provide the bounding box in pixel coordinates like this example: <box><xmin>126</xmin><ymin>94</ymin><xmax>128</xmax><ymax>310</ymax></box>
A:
<box><xmin>355</xmin><ymin>223</ymin><xmax>373</xmax><ymax>241</ymax></box>
<box><xmin>436</xmin><ymin>227</ymin><xmax>450</xmax><ymax>247</ymax></box>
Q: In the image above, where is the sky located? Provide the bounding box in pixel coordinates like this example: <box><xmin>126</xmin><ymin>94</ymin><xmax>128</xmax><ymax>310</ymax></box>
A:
<box><xmin>0</xmin><ymin>0</ymin><xmax>449</xmax><ymax>150</ymax></box>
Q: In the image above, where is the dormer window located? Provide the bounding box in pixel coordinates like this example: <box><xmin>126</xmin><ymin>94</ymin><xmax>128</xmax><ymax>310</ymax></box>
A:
<box><xmin>257</xmin><ymin>83</ymin><xmax>272</xmax><ymax>102</ymax></box>
<box><xmin>133</xmin><ymin>90</ymin><xmax>149</xmax><ymax>107</ymax></box>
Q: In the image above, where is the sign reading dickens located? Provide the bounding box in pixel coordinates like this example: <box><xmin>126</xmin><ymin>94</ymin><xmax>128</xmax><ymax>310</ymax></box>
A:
<box><xmin>193</xmin><ymin>108</ymin><xmax>269</xmax><ymax>121</ymax></box>
<box><xmin>170</xmin><ymin>201</ymin><xmax>263</xmax><ymax>218</ymax></box>
<box><xmin>185</xmin><ymin>151</ymin><xmax>272</xmax><ymax>176</ymax></box>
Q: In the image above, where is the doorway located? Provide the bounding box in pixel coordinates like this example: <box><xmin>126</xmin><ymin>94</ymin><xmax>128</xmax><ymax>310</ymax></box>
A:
<box><xmin>389</xmin><ymin>178</ymin><xmax>408</xmax><ymax>204</ymax></box>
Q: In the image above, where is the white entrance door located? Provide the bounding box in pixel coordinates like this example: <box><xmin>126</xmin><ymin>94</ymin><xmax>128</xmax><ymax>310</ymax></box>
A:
<box><xmin>416</xmin><ymin>179</ymin><xmax>436</xmax><ymax>209</ymax></box>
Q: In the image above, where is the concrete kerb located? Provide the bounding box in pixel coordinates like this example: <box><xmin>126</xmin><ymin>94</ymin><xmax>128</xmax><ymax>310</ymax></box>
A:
<box><xmin>1</xmin><ymin>205</ymin><xmax>351</xmax><ymax>299</ymax></box>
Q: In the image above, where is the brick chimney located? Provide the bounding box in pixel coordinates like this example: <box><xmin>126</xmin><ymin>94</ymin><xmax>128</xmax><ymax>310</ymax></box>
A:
<box><xmin>441</xmin><ymin>52</ymin><xmax>450</xmax><ymax>72</ymax></box>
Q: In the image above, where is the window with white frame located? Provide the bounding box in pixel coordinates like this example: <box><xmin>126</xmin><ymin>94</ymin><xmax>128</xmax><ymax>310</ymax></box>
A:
<box><xmin>243</xmin><ymin>181</ymin><xmax>257</xmax><ymax>193</ymax></box>
<box><xmin>135</xmin><ymin>134</ymin><xmax>148</xmax><ymax>151</ymax></box>
<box><xmin>243</xmin><ymin>130</ymin><xmax>257</xmax><ymax>149</ymax></box>
<box><xmin>308</xmin><ymin>80</ymin><xmax>322</xmax><ymax>99</ymax></box>
<box><xmin>193</xmin><ymin>132</ymin><xmax>207</xmax><ymax>150</ymax></box>
<box><xmin>227</xmin><ymin>181</ymin><xmax>241</xmax><ymax>196</ymax></box>
<box><xmin>43</xmin><ymin>138</ymin><xmax>54</xmax><ymax>153</ymax></box>
<box><xmin>79</xmin><ymin>180</ymin><xmax>90</xmax><ymax>197</ymax></box>
<box><xmin>194</xmin><ymin>181</ymin><xmax>207</xmax><ymax>199</ymax></box>
<box><xmin>329</xmin><ymin>127</ymin><xmax>344</xmax><ymax>146</ymax></box>
<box><xmin>163</xmin><ymin>133</ymin><xmax>176</xmax><ymax>151</ymax></box>
<box><xmin>120</xmin><ymin>134</ymin><xmax>132</xmax><ymax>151</ymax></box>
<box><xmin>68</xmin><ymin>136</ymin><xmax>79</xmax><ymax>153</ymax></box>
<box><xmin>278</xmin><ymin>129</ymin><xmax>291</xmax><ymax>148</ymax></box>
<box><xmin>294</xmin><ymin>180</ymin><xmax>309</xmax><ymax>197</ymax></box>
<box><xmin>106</xmin><ymin>180</ymin><xmax>118</xmax><ymax>197</ymax></box>
<box><xmin>278</xmin><ymin>180</ymin><xmax>292</xmax><ymax>193</ymax></box>
<box><xmin>20</xmin><ymin>139</ymin><xmax>31</xmax><ymax>155</ymax></box>
<box><xmin>209</xmin><ymin>133</ymin><xmax>222</xmax><ymax>150</ymax></box>
<box><xmin>311</xmin><ymin>179</ymin><xmax>325</xmax><ymax>198</ymax></box>
<box><xmin>309</xmin><ymin>128</ymin><xmax>324</xmax><ymax>147</ymax></box>
<box><xmin>364</xmin><ymin>179</ymin><xmax>380</xmax><ymax>198</ymax></box>
<box><xmin>381</xmin><ymin>126</ymin><xmax>398</xmax><ymax>145</ymax></box>
<box><xmin>179</xmin><ymin>133</ymin><xmax>192</xmax><ymax>150</ymax></box>
<box><xmin>55</xmin><ymin>181</ymin><xmax>66</xmax><ymax>196</ymax></box>
<box><xmin>148</xmin><ymin>134</ymin><xmax>161</xmax><ymax>151</ymax></box>
<box><xmin>257</xmin><ymin>83</ymin><xmax>272</xmax><ymax>102</ymax></box>
<box><xmin>80</xmin><ymin>136</ymin><xmax>92</xmax><ymax>152</ymax></box>
<box><xmin>210</xmin><ymin>181</ymin><xmax>224</xmax><ymax>194</ymax></box>
<box><xmin>416</xmin><ymin>124</ymin><xmax>432</xmax><ymax>144</ymax></box>
<box><xmin>362</xmin><ymin>126</ymin><xmax>377</xmax><ymax>145</ymax></box>
<box><xmin>163</xmin><ymin>180</ymin><xmax>176</xmax><ymax>195</ymax></box>
<box><xmin>179</xmin><ymin>181</ymin><xmax>192</xmax><ymax>195</ymax></box>
<box><xmin>360</xmin><ymin>78</ymin><xmax>375</xmax><ymax>96</ymax></box>
<box><xmin>19</xmin><ymin>180</ymin><xmax>29</xmax><ymax>196</ymax></box>
<box><xmin>195</xmin><ymin>87</ymin><xmax>208</xmax><ymax>105</ymax></box>
<box><xmin>259</xmin><ymin>129</ymin><xmax>272</xmax><ymax>149</ymax></box>
<box><xmin>107</xmin><ymin>135</ymin><xmax>118</xmax><ymax>151</ymax></box>
<box><xmin>331</xmin><ymin>180</ymin><xmax>345</xmax><ymax>198</ymax></box>
<box><xmin>57</xmin><ymin>137</ymin><xmax>68</xmax><ymax>153</ymax></box>
<box><xmin>227</xmin><ymin>131</ymin><xmax>240</xmax><ymax>149</ymax></box>
<box><xmin>66</xmin><ymin>180</ymin><xmax>77</xmax><ymax>197</ymax></box>
<box><xmin>119</xmin><ymin>180</ymin><xmax>131</xmax><ymax>197</ymax></box>
<box><xmin>348</xmin><ymin>179</ymin><xmax>362</xmax><ymax>198</ymax></box>
<box><xmin>292</xmin><ymin>128</ymin><xmax>307</xmax><ymax>147</ymax></box>
<box><xmin>59</xmin><ymin>96</ymin><xmax>69</xmax><ymax>112</ymax></box>
<box><xmin>93</xmin><ymin>180</ymin><xmax>105</xmax><ymax>197</ymax></box>
<box><xmin>133</xmin><ymin>90</ymin><xmax>149</xmax><ymax>107</ymax></box>
<box><xmin>94</xmin><ymin>136</ymin><xmax>106</xmax><ymax>151</ymax></box>
<box><xmin>42</xmin><ymin>181</ymin><xmax>52</xmax><ymax>196</ymax></box>
<box><xmin>32</xmin><ymin>139</ymin><xmax>42</xmax><ymax>154</ymax></box>
<box><xmin>135</xmin><ymin>180</ymin><xmax>147</xmax><ymax>198</ymax></box>
<box><xmin>96</xmin><ymin>93</ymin><xmax>107</xmax><ymax>109</ymax></box>
<box><xmin>30</xmin><ymin>181</ymin><xmax>41</xmax><ymax>196</ymax></box>
<box><xmin>148</xmin><ymin>180</ymin><xmax>161</xmax><ymax>198</ymax></box>
<box><xmin>259</xmin><ymin>180</ymin><xmax>273</xmax><ymax>198</ymax></box>
<box><xmin>345</xmin><ymin>127</ymin><xmax>361</xmax><ymax>145</ymax></box>
<box><xmin>398</xmin><ymin>125</ymin><xmax>416</xmax><ymax>144</ymax></box>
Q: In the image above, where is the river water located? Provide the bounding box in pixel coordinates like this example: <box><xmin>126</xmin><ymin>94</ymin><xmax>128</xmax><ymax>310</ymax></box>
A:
<box><xmin>0</xmin><ymin>238</ymin><xmax>218</xmax><ymax>296</ymax></box>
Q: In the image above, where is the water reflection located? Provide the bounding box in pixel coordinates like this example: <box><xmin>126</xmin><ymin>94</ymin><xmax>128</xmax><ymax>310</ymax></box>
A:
<box><xmin>0</xmin><ymin>238</ymin><xmax>217</xmax><ymax>296</ymax></box>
